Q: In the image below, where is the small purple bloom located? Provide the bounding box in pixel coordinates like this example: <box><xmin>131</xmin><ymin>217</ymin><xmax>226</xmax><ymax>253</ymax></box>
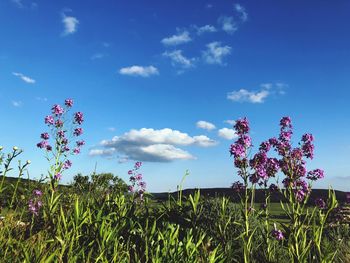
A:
<box><xmin>33</xmin><ymin>189</ymin><xmax>42</xmax><ymax>196</ymax></box>
<box><xmin>52</xmin><ymin>104</ymin><xmax>64</xmax><ymax>116</ymax></box>
<box><xmin>37</xmin><ymin>140</ymin><xmax>48</xmax><ymax>149</ymax></box>
<box><xmin>280</xmin><ymin>116</ymin><xmax>292</xmax><ymax>130</ymax></box>
<box><xmin>307</xmin><ymin>169</ymin><xmax>324</xmax><ymax>181</ymax></box>
<box><xmin>134</xmin><ymin>161</ymin><xmax>142</xmax><ymax>169</ymax></box>
<box><xmin>271</xmin><ymin>228</ymin><xmax>284</xmax><ymax>241</ymax></box>
<box><xmin>55</xmin><ymin>119</ymin><xmax>63</xmax><ymax>128</ymax></box>
<box><xmin>73</xmin><ymin>147</ymin><xmax>80</xmax><ymax>155</ymax></box>
<box><xmin>40</xmin><ymin>132</ymin><xmax>50</xmax><ymax>140</ymax></box>
<box><xmin>46</xmin><ymin>145</ymin><xmax>52</xmax><ymax>151</ymax></box>
<box><xmin>128</xmin><ymin>170</ymin><xmax>133</xmax><ymax>175</ymax></box>
<box><xmin>57</xmin><ymin>130</ymin><xmax>65</xmax><ymax>138</ymax></box>
<box><xmin>232</xmin><ymin>181</ymin><xmax>245</xmax><ymax>193</ymax></box>
<box><xmin>76</xmin><ymin>140</ymin><xmax>85</xmax><ymax>147</ymax></box>
<box><xmin>269</xmin><ymin>183</ymin><xmax>279</xmax><ymax>192</ymax></box>
<box><xmin>234</xmin><ymin>117</ymin><xmax>250</xmax><ymax>135</ymax></box>
<box><xmin>315</xmin><ymin>198</ymin><xmax>326</xmax><ymax>209</ymax></box>
<box><xmin>54</xmin><ymin>173</ymin><xmax>62</xmax><ymax>181</ymax></box>
<box><xmin>73</xmin><ymin>128</ymin><xmax>83</xmax><ymax>136</ymax></box>
<box><xmin>74</xmin><ymin>112</ymin><xmax>84</xmax><ymax>125</ymax></box>
<box><xmin>63</xmin><ymin>160</ymin><xmax>72</xmax><ymax>170</ymax></box>
<box><xmin>45</xmin><ymin>115</ymin><xmax>54</xmax><ymax>125</ymax></box>
<box><xmin>65</xmin><ymin>98</ymin><xmax>74</xmax><ymax>107</ymax></box>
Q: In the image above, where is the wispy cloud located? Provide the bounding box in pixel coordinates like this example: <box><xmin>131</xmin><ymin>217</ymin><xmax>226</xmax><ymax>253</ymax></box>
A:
<box><xmin>36</xmin><ymin>97</ymin><xmax>48</xmax><ymax>102</ymax></box>
<box><xmin>90</xmin><ymin>53</ymin><xmax>106</xmax><ymax>60</ymax></box>
<box><xmin>90</xmin><ymin>128</ymin><xmax>217</xmax><ymax>162</ymax></box>
<box><xmin>196</xmin><ymin>121</ymin><xmax>216</xmax><ymax>131</ymax></box>
<box><xmin>218</xmin><ymin>16</ymin><xmax>238</xmax><ymax>34</ymax></box>
<box><xmin>218</xmin><ymin>128</ymin><xmax>237</xmax><ymax>140</ymax></box>
<box><xmin>107</xmin><ymin>127</ymin><xmax>116</xmax><ymax>132</ymax></box>
<box><xmin>12</xmin><ymin>100</ymin><xmax>22</xmax><ymax>107</ymax></box>
<box><xmin>161</xmin><ymin>30</ymin><xmax>192</xmax><ymax>46</ymax></box>
<box><xmin>234</xmin><ymin>4</ymin><xmax>248</xmax><ymax>22</ymax></box>
<box><xmin>227</xmin><ymin>82</ymin><xmax>287</xmax><ymax>103</ymax></box>
<box><xmin>202</xmin><ymin>42</ymin><xmax>231</xmax><ymax>65</ymax></box>
<box><xmin>12</xmin><ymin>72</ymin><xmax>35</xmax><ymax>84</ymax></box>
<box><xmin>119</xmin><ymin>65</ymin><xmax>159</xmax><ymax>77</ymax></box>
<box><xmin>163</xmin><ymin>50</ymin><xmax>195</xmax><ymax>69</ymax></box>
<box><xmin>11</xmin><ymin>0</ymin><xmax>23</xmax><ymax>8</ymax></box>
<box><xmin>62</xmin><ymin>12</ymin><xmax>79</xmax><ymax>36</ymax></box>
<box><xmin>196</xmin><ymin>24</ymin><xmax>217</xmax><ymax>35</ymax></box>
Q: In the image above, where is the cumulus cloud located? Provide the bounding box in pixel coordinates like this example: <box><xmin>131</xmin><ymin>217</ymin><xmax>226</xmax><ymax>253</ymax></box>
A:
<box><xmin>218</xmin><ymin>16</ymin><xmax>237</xmax><ymax>34</ymax></box>
<box><xmin>224</xmin><ymin>120</ymin><xmax>236</xmax><ymax>126</ymax></box>
<box><xmin>218</xmin><ymin>128</ymin><xmax>237</xmax><ymax>140</ymax></box>
<box><xmin>196</xmin><ymin>24</ymin><xmax>217</xmax><ymax>35</ymax></box>
<box><xmin>119</xmin><ymin>65</ymin><xmax>159</xmax><ymax>77</ymax></box>
<box><xmin>62</xmin><ymin>13</ymin><xmax>79</xmax><ymax>36</ymax></box>
<box><xmin>12</xmin><ymin>72</ymin><xmax>35</xmax><ymax>84</ymax></box>
<box><xmin>227</xmin><ymin>89</ymin><xmax>269</xmax><ymax>103</ymax></box>
<box><xmin>90</xmin><ymin>128</ymin><xmax>217</xmax><ymax>162</ymax></box>
<box><xmin>161</xmin><ymin>30</ymin><xmax>192</xmax><ymax>46</ymax></box>
<box><xmin>163</xmin><ymin>50</ymin><xmax>195</xmax><ymax>69</ymax></box>
<box><xmin>196</xmin><ymin>120</ymin><xmax>216</xmax><ymax>131</ymax></box>
<box><xmin>234</xmin><ymin>4</ymin><xmax>248</xmax><ymax>22</ymax></box>
<box><xmin>227</xmin><ymin>82</ymin><xmax>287</xmax><ymax>103</ymax></box>
<box><xmin>12</xmin><ymin>100</ymin><xmax>22</xmax><ymax>107</ymax></box>
<box><xmin>202</xmin><ymin>42</ymin><xmax>231</xmax><ymax>65</ymax></box>
<box><xmin>89</xmin><ymin>148</ymin><xmax>116</xmax><ymax>157</ymax></box>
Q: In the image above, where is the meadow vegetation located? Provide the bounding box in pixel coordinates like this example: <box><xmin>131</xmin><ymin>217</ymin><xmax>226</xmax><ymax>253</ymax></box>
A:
<box><xmin>0</xmin><ymin>99</ymin><xmax>349</xmax><ymax>262</ymax></box>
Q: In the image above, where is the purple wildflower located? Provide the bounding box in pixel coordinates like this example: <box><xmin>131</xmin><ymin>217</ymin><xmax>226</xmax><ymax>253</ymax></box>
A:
<box><xmin>315</xmin><ymin>198</ymin><xmax>326</xmax><ymax>209</ymax></box>
<box><xmin>73</xmin><ymin>128</ymin><xmax>83</xmax><ymax>136</ymax></box>
<box><xmin>271</xmin><ymin>228</ymin><xmax>284</xmax><ymax>241</ymax></box>
<box><xmin>232</xmin><ymin>181</ymin><xmax>245</xmax><ymax>193</ymax></box>
<box><xmin>52</xmin><ymin>104</ymin><xmax>64</xmax><ymax>116</ymax></box>
<box><xmin>76</xmin><ymin>140</ymin><xmax>85</xmax><ymax>147</ymax></box>
<box><xmin>45</xmin><ymin>115</ymin><xmax>54</xmax><ymax>125</ymax></box>
<box><xmin>307</xmin><ymin>169</ymin><xmax>324</xmax><ymax>181</ymax></box>
<box><xmin>37</xmin><ymin>140</ymin><xmax>48</xmax><ymax>149</ymax></box>
<box><xmin>73</xmin><ymin>147</ymin><xmax>80</xmax><ymax>155</ymax></box>
<box><xmin>33</xmin><ymin>189</ymin><xmax>42</xmax><ymax>196</ymax></box>
<box><xmin>65</xmin><ymin>98</ymin><xmax>74</xmax><ymax>107</ymax></box>
<box><xmin>63</xmin><ymin>160</ymin><xmax>72</xmax><ymax>170</ymax></box>
<box><xmin>280</xmin><ymin>116</ymin><xmax>292</xmax><ymax>130</ymax></box>
<box><xmin>234</xmin><ymin>117</ymin><xmax>250</xmax><ymax>135</ymax></box>
<box><xmin>74</xmin><ymin>112</ymin><xmax>84</xmax><ymax>125</ymax></box>
<box><xmin>54</xmin><ymin>173</ymin><xmax>62</xmax><ymax>181</ymax></box>
<box><xmin>40</xmin><ymin>132</ymin><xmax>50</xmax><ymax>140</ymax></box>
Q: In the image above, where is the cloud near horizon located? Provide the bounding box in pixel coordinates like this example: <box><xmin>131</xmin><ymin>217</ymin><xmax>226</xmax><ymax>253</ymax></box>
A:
<box><xmin>89</xmin><ymin>128</ymin><xmax>217</xmax><ymax>162</ymax></box>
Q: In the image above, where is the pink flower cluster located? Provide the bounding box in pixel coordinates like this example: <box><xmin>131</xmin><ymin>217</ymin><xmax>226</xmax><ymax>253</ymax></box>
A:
<box><xmin>37</xmin><ymin>99</ymin><xmax>85</xmax><ymax>175</ymax></box>
<box><xmin>128</xmin><ymin>161</ymin><xmax>146</xmax><ymax>200</ymax></box>
<box><xmin>28</xmin><ymin>189</ymin><xmax>43</xmax><ymax>216</ymax></box>
<box><xmin>229</xmin><ymin>116</ymin><xmax>325</xmax><ymax>203</ymax></box>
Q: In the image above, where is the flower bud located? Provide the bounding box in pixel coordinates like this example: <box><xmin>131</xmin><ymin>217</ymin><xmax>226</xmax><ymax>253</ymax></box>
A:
<box><xmin>13</xmin><ymin>146</ymin><xmax>18</xmax><ymax>151</ymax></box>
<box><xmin>26</xmin><ymin>160</ymin><xmax>31</xmax><ymax>164</ymax></box>
<box><xmin>0</xmin><ymin>146</ymin><xmax>3</xmax><ymax>151</ymax></box>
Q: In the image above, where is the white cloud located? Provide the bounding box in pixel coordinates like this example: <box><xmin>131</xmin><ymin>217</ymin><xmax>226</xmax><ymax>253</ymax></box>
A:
<box><xmin>163</xmin><ymin>50</ymin><xmax>195</xmax><ymax>69</ymax></box>
<box><xmin>12</xmin><ymin>72</ymin><xmax>35</xmax><ymax>84</ymax></box>
<box><xmin>91</xmin><ymin>127</ymin><xmax>217</xmax><ymax>162</ymax></box>
<box><xmin>227</xmin><ymin>82</ymin><xmax>287</xmax><ymax>103</ymax></box>
<box><xmin>62</xmin><ymin>14</ymin><xmax>79</xmax><ymax>36</ymax></box>
<box><xmin>227</xmin><ymin>89</ymin><xmax>269</xmax><ymax>103</ymax></box>
<box><xmin>234</xmin><ymin>4</ymin><xmax>248</xmax><ymax>22</ymax></box>
<box><xmin>196</xmin><ymin>120</ymin><xmax>216</xmax><ymax>131</ymax></box>
<box><xmin>218</xmin><ymin>128</ymin><xmax>237</xmax><ymax>140</ymax></box>
<box><xmin>12</xmin><ymin>101</ymin><xmax>22</xmax><ymax>107</ymax></box>
<box><xmin>89</xmin><ymin>148</ymin><xmax>116</xmax><ymax>156</ymax></box>
<box><xmin>161</xmin><ymin>31</ymin><xmax>192</xmax><ymax>46</ymax></box>
<box><xmin>11</xmin><ymin>0</ymin><xmax>23</xmax><ymax>8</ymax></box>
<box><xmin>90</xmin><ymin>53</ymin><xmax>106</xmax><ymax>60</ymax></box>
<box><xmin>36</xmin><ymin>97</ymin><xmax>48</xmax><ymax>102</ymax></box>
<box><xmin>107</xmin><ymin>127</ymin><xmax>116</xmax><ymax>132</ymax></box>
<box><xmin>202</xmin><ymin>42</ymin><xmax>231</xmax><ymax>65</ymax></box>
<box><xmin>197</xmin><ymin>25</ymin><xmax>217</xmax><ymax>35</ymax></box>
<box><xmin>140</xmin><ymin>144</ymin><xmax>195</xmax><ymax>161</ymax></box>
<box><xmin>224</xmin><ymin>120</ymin><xmax>236</xmax><ymax>126</ymax></box>
<box><xmin>119</xmin><ymin>65</ymin><xmax>159</xmax><ymax>77</ymax></box>
<box><xmin>218</xmin><ymin>16</ymin><xmax>237</xmax><ymax>34</ymax></box>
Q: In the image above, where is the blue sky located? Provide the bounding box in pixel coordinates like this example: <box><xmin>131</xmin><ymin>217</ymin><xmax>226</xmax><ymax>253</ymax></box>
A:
<box><xmin>1</xmin><ymin>0</ymin><xmax>350</xmax><ymax>192</ymax></box>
